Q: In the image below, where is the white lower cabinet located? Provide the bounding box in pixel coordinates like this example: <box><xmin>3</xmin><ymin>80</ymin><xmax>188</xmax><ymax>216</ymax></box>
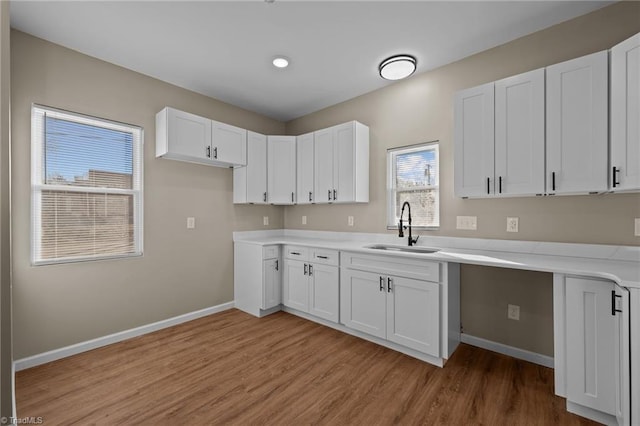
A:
<box><xmin>234</xmin><ymin>243</ymin><xmax>281</xmax><ymax>317</ymax></box>
<box><xmin>554</xmin><ymin>274</ymin><xmax>630</xmax><ymax>425</ymax></box>
<box><xmin>283</xmin><ymin>246</ymin><xmax>340</xmax><ymax>323</ymax></box>
<box><xmin>340</xmin><ymin>268</ymin><xmax>440</xmax><ymax>357</ymax></box>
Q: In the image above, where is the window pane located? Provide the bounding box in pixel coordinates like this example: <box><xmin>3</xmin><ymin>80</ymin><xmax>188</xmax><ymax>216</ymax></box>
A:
<box><xmin>39</xmin><ymin>190</ymin><xmax>135</xmax><ymax>260</ymax></box>
<box><xmin>45</xmin><ymin>116</ymin><xmax>133</xmax><ymax>188</ymax></box>
<box><xmin>396</xmin><ymin>189</ymin><xmax>439</xmax><ymax>227</ymax></box>
<box><xmin>396</xmin><ymin>149</ymin><xmax>437</xmax><ymax>189</ymax></box>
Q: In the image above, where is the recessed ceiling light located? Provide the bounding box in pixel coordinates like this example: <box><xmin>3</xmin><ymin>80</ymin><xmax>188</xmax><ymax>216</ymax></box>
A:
<box><xmin>272</xmin><ymin>57</ymin><xmax>289</xmax><ymax>69</ymax></box>
<box><xmin>379</xmin><ymin>55</ymin><xmax>417</xmax><ymax>80</ymax></box>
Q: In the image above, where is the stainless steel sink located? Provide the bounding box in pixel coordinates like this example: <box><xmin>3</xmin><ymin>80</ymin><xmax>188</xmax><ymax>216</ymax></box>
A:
<box><xmin>364</xmin><ymin>244</ymin><xmax>440</xmax><ymax>254</ymax></box>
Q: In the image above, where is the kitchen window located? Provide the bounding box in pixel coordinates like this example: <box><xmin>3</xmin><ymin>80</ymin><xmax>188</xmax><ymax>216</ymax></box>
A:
<box><xmin>31</xmin><ymin>105</ymin><xmax>143</xmax><ymax>265</ymax></box>
<box><xmin>387</xmin><ymin>141</ymin><xmax>439</xmax><ymax>229</ymax></box>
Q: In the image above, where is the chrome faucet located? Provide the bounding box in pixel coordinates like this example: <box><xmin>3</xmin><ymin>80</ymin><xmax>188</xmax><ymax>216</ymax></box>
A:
<box><xmin>398</xmin><ymin>201</ymin><xmax>419</xmax><ymax>246</ymax></box>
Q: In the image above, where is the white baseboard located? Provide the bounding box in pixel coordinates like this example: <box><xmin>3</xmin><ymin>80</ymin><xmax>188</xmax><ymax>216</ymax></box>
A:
<box><xmin>14</xmin><ymin>301</ymin><xmax>235</xmax><ymax>372</ymax></box>
<box><xmin>461</xmin><ymin>334</ymin><xmax>554</xmax><ymax>368</ymax></box>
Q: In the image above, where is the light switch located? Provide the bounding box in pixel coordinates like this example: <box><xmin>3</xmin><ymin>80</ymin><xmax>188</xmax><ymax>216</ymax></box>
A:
<box><xmin>456</xmin><ymin>216</ymin><xmax>477</xmax><ymax>230</ymax></box>
<box><xmin>186</xmin><ymin>217</ymin><xmax>195</xmax><ymax>229</ymax></box>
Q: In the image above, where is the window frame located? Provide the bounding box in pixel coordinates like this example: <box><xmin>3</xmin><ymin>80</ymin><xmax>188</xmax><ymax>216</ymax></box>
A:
<box><xmin>31</xmin><ymin>104</ymin><xmax>144</xmax><ymax>266</ymax></box>
<box><xmin>386</xmin><ymin>141</ymin><xmax>440</xmax><ymax>230</ymax></box>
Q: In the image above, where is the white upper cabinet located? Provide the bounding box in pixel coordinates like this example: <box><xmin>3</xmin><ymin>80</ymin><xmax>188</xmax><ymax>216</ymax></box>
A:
<box><xmin>156</xmin><ymin>107</ymin><xmax>247</xmax><ymax>167</ymax></box>
<box><xmin>611</xmin><ymin>33</ymin><xmax>640</xmax><ymax>192</ymax></box>
<box><xmin>495</xmin><ymin>69</ymin><xmax>545</xmax><ymax>196</ymax></box>
<box><xmin>156</xmin><ymin>107</ymin><xmax>212</xmax><ymax>162</ymax></box>
<box><xmin>211</xmin><ymin>120</ymin><xmax>247</xmax><ymax>166</ymax></box>
<box><xmin>267</xmin><ymin>136</ymin><xmax>297</xmax><ymax>205</ymax></box>
<box><xmin>296</xmin><ymin>132</ymin><xmax>315</xmax><ymax>204</ymax></box>
<box><xmin>233</xmin><ymin>131</ymin><xmax>267</xmax><ymax>204</ymax></box>
<box><xmin>454</xmin><ymin>82</ymin><xmax>495</xmax><ymax>197</ymax></box>
<box><xmin>546</xmin><ymin>51</ymin><xmax>608</xmax><ymax>194</ymax></box>
<box><xmin>314</xmin><ymin>121</ymin><xmax>369</xmax><ymax>204</ymax></box>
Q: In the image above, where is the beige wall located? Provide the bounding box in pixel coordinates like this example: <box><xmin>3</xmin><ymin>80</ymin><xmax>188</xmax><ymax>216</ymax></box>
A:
<box><xmin>285</xmin><ymin>2</ymin><xmax>640</xmax><ymax>246</ymax></box>
<box><xmin>11</xmin><ymin>31</ymin><xmax>285</xmax><ymax>359</ymax></box>
<box><xmin>284</xmin><ymin>2</ymin><xmax>640</xmax><ymax>355</ymax></box>
<box><xmin>0</xmin><ymin>1</ymin><xmax>12</xmax><ymax>418</ymax></box>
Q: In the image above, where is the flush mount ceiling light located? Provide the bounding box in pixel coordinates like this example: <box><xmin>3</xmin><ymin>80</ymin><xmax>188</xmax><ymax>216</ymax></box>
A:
<box><xmin>272</xmin><ymin>56</ymin><xmax>289</xmax><ymax>69</ymax></box>
<box><xmin>379</xmin><ymin>54</ymin><xmax>417</xmax><ymax>80</ymax></box>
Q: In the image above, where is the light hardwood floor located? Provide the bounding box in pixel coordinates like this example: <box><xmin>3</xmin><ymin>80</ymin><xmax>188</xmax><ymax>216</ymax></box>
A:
<box><xmin>16</xmin><ymin>309</ymin><xmax>596</xmax><ymax>425</ymax></box>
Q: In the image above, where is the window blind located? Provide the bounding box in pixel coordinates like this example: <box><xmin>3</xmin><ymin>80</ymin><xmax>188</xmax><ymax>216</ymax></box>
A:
<box><xmin>31</xmin><ymin>105</ymin><xmax>143</xmax><ymax>265</ymax></box>
<box><xmin>387</xmin><ymin>142</ymin><xmax>439</xmax><ymax>228</ymax></box>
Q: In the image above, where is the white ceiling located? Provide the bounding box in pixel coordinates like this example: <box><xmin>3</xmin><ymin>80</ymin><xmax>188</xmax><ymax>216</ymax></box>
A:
<box><xmin>10</xmin><ymin>1</ymin><xmax>612</xmax><ymax>122</ymax></box>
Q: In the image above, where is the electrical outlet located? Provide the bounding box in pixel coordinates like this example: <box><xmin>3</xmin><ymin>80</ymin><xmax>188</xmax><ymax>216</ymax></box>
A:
<box><xmin>635</xmin><ymin>218</ymin><xmax>640</xmax><ymax>237</ymax></box>
<box><xmin>506</xmin><ymin>217</ymin><xmax>519</xmax><ymax>233</ymax></box>
<box><xmin>186</xmin><ymin>217</ymin><xmax>195</xmax><ymax>229</ymax></box>
<box><xmin>508</xmin><ymin>304</ymin><xmax>520</xmax><ymax>321</ymax></box>
<box><xmin>302</xmin><ymin>215</ymin><xmax>307</xmax><ymax>225</ymax></box>
<box><xmin>348</xmin><ymin>216</ymin><xmax>354</xmax><ymax>227</ymax></box>
<box><xmin>263</xmin><ymin>216</ymin><xmax>269</xmax><ymax>226</ymax></box>
<box><xmin>456</xmin><ymin>216</ymin><xmax>477</xmax><ymax>230</ymax></box>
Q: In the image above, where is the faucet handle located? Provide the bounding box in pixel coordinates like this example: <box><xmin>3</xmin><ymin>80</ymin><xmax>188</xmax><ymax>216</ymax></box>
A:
<box><xmin>412</xmin><ymin>235</ymin><xmax>420</xmax><ymax>244</ymax></box>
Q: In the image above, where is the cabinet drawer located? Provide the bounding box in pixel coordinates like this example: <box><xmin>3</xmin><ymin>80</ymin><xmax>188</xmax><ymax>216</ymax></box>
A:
<box><xmin>341</xmin><ymin>251</ymin><xmax>440</xmax><ymax>283</ymax></box>
<box><xmin>263</xmin><ymin>245</ymin><xmax>280</xmax><ymax>260</ymax></box>
<box><xmin>285</xmin><ymin>245</ymin><xmax>309</xmax><ymax>261</ymax></box>
<box><xmin>311</xmin><ymin>249</ymin><xmax>339</xmax><ymax>266</ymax></box>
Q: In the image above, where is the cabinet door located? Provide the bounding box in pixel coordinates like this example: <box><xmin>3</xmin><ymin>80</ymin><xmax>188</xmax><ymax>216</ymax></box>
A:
<box><xmin>565</xmin><ymin>277</ymin><xmax>616</xmax><ymax>415</ymax></box>
<box><xmin>283</xmin><ymin>259</ymin><xmax>309</xmax><ymax>312</ymax></box>
<box><xmin>546</xmin><ymin>51</ymin><xmax>608</xmax><ymax>194</ymax></box>
<box><xmin>262</xmin><ymin>258</ymin><xmax>281</xmax><ymax>310</ymax></box>
<box><xmin>309</xmin><ymin>264</ymin><xmax>339</xmax><ymax>323</ymax></box>
<box><xmin>611</xmin><ymin>33</ymin><xmax>640</xmax><ymax>192</ymax></box>
<box><xmin>296</xmin><ymin>132</ymin><xmax>315</xmax><ymax>204</ymax></box>
<box><xmin>211</xmin><ymin>120</ymin><xmax>247</xmax><ymax>166</ymax></box>
<box><xmin>454</xmin><ymin>82</ymin><xmax>495</xmax><ymax>197</ymax></box>
<box><xmin>314</xmin><ymin>127</ymin><xmax>334</xmax><ymax>203</ymax></box>
<box><xmin>340</xmin><ymin>269</ymin><xmax>386</xmax><ymax>339</ymax></box>
<box><xmin>333</xmin><ymin>122</ymin><xmax>355</xmax><ymax>202</ymax></box>
<box><xmin>167</xmin><ymin>108</ymin><xmax>211</xmax><ymax>159</ymax></box>
<box><xmin>614</xmin><ymin>285</ymin><xmax>630</xmax><ymax>425</ymax></box>
<box><xmin>247</xmin><ymin>131</ymin><xmax>267</xmax><ymax>203</ymax></box>
<box><xmin>267</xmin><ymin>136</ymin><xmax>297</xmax><ymax>204</ymax></box>
<box><xmin>386</xmin><ymin>276</ymin><xmax>440</xmax><ymax>356</ymax></box>
<box><xmin>495</xmin><ymin>69</ymin><xmax>545</xmax><ymax>196</ymax></box>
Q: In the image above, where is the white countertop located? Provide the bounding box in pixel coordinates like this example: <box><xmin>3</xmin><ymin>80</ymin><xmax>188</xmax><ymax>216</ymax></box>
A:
<box><xmin>234</xmin><ymin>231</ymin><xmax>640</xmax><ymax>289</ymax></box>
